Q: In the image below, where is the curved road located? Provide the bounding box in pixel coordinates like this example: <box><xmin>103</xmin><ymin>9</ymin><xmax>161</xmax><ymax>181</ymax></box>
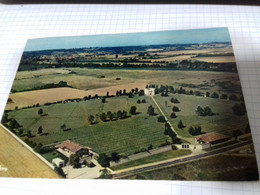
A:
<box><xmin>112</xmin><ymin>140</ymin><xmax>252</xmax><ymax>178</ymax></box>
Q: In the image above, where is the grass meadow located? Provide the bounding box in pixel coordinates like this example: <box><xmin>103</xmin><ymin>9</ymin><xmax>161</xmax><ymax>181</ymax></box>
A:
<box><xmin>8</xmin><ymin>95</ymin><xmax>169</xmax><ymax>155</ymax></box>
<box><xmin>154</xmin><ymin>94</ymin><xmax>249</xmax><ymax>138</ymax></box>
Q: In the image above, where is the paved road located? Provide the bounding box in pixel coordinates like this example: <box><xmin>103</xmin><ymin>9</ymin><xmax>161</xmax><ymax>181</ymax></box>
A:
<box><xmin>112</xmin><ymin>140</ymin><xmax>252</xmax><ymax>178</ymax></box>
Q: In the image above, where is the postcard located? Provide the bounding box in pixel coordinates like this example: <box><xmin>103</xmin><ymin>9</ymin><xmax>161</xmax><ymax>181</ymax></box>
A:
<box><xmin>1</xmin><ymin>28</ymin><xmax>258</xmax><ymax>180</ymax></box>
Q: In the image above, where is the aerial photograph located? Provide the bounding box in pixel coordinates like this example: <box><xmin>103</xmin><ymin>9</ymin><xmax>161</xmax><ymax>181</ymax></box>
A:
<box><xmin>0</xmin><ymin>28</ymin><xmax>258</xmax><ymax>180</ymax></box>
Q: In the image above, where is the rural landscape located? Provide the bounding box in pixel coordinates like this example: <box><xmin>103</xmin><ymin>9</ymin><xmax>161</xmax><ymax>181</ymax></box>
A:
<box><xmin>1</xmin><ymin>28</ymin><xmax>258</xmax><ymax>180</ymax></box>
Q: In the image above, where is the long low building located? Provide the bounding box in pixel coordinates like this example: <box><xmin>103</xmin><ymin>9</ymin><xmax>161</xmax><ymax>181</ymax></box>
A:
<box><xmin>195</xmin><ymin>132</ymin><xmax>229</xmax><ymax>148</ymax></box>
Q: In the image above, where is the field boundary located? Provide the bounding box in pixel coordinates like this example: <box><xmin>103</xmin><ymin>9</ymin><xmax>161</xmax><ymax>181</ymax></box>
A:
<box><xmin>0</xmin><ymin>123</ymin><xmax>55</xmax><ymax>170</ymax></box>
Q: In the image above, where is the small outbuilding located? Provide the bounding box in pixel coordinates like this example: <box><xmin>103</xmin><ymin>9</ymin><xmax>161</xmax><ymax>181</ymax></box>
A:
<box><xmin>52</xmin><ymin>157</ymin><xmax>65</xmax><ymax>168</ymax></box>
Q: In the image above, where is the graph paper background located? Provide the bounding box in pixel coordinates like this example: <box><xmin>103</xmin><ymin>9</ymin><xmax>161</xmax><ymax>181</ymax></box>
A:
<box><xmin>0</xmin><ymin>4</ymin><xmax>260</xmax><ymax>195</ymax></box>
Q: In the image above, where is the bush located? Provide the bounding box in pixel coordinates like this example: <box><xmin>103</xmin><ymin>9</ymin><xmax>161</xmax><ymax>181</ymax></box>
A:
<box><xmin>220</xmin><ymin>94</ymin><xmax>228</xmax><ymax>99</ymax></box>
<box><xmin>172</xmin><ymin>106</ymin><xmax>180</xmax><ymax>112</ymax></box>
<box><xmin>229</xmin><ymin>94</ymin><xmax>238</xmax><ymax>101</ymax></box>
<box><xmin>211</xmin><ymin>92</ymin><xmax>219</xmax><ymax>98</ymax></box>
<box><xmin>170</xmin><ymin>112</ymin><xmax>177</xmax><ymax>118</ymax></box>
<box><xmin>157</xmin><ymin>116</ymin><xmax>166</xmax><ymax>122</ymax></box>
<box><xmin>232</xmin><ymin>102</ymin><xmax>246</xmax><ymax>116</ymax></box>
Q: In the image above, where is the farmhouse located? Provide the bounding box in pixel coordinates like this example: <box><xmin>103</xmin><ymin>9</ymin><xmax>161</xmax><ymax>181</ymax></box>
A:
<box><xmin>55</xmin><ymin>140</ymin><xmax>91</xmax><ymax>158</ymax></box>
<box><xmin>144</xmin><ymin>87</ymin><xmax>155</xmax><ymax>96</ymax></box>
<box><xmin>195</xmin><ymin>132</ymin><xmax>229</xmax><ymax>147</ymax></box>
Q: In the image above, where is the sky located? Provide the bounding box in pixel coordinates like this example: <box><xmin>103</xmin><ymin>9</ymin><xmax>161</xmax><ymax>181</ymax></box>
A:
<box><xmin>24</xmin><ymin>27</ymin><xmax>231</xmax><ymax>51</ymax></box>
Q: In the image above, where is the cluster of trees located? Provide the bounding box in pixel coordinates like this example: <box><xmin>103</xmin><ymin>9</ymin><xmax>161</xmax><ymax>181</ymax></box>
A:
<box><xmin>137</xmin><ymin>99</ymin><xmax>146</xmax><ymax>104</ymax></box>
<box><xmin>97</xmin><ymin>152</ymin><xmax>121</xmax><ymax>168</ymax></box>
<box><xmin>88</xmin><ymin>109</ymin><xmax>129</xmax><ymax>124</ymax></box>
<box><xmin>24</xmin><ymin>138</ymin><xmax>53</xmax><ymax>154</ymax></box>
<box><xmin>11</xmin><ymin>81</ymin><xmax>71</xmax><ymax>93</ymax></box>
<box><xmin>171</xmin><ymin>98</ymin><xmax>180</xmax><ymax>103</ymax></box>
<box><xmin>69</xmin><ymin>149</ymin><xmax>90</xmax><ymax>168</ymax></box>
<box><xmin>196</xmin><ymin>106</ymin><xmax>214</xmax><ymax>116</ymax></box>
<box><xmin>232</xmin><ymin>102</ymin><xmax>246</xmax><ymax>116</ymax></box>
<box><xmin>188</xmin><ymin>126</ymin><xmax>202</xmax><ymax>136</ymax></box>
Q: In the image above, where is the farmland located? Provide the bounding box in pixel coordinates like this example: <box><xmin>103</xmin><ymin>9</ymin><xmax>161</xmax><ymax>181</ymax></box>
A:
<box><xmin>7</xmin><ymin>96</ymin><xmax>169</xmax><ymax>155</ymax></box>
<box><xmin>1</xmin><ymin>39</ymin><xmax>257</xmax><ymax>180</ymax></box>
<box><xmin>154</xmin><ymin>94</ymin><xmax>249</xmax><ymax>138</ymax></box>
<box><xmin>0</xmin><ymin>125</ymin><xmax>59</xmax><ymax>178</ymax></box>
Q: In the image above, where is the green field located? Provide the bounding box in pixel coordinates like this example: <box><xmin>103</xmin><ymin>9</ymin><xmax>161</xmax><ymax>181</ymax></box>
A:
<box><xmin>12</xmin><ymin>68</ymin><xmax>239</xmax><ymax>94</ymax></box>
<box><xmin>8</xmin><ymin>95</ymin><xmax>169</xmax><ymax>155</ymax></box>
<box><xmin>154</xmin><ymin>94</ymin><xmax>249</xmax><ymax>138</ymax></box>
<box><xmin>111</xmin><ymin>149</ymin><xmax>192</xmax><ymax>171</ymax></box>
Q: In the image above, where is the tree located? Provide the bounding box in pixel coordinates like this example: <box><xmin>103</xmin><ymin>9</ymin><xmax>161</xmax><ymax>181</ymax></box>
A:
<box><xmin>106</xmin><ymin>91</ymin><xmax>109</xmax><ymax>97</ymax></box>
<box><xmin>206</xmin><ymin>92</ymin><xmax>210</xmax><ymax>97</ymax></box>
<box><xmin>170</xmin><ymin>112</ymin><xmax>177</xmax><ymax>118</ymax></box>
<box><xmin>60</xmin><ymin>123</ymin><xmax>67</xmax><ymax>131</ymax></box>
<box><xmin>233</xmin><ymin>129</ymin><xmax>242</xmax><ymax>140</ymax></box>
<box><xmin>99</xmin><ymin>168</ymin><xmax>112</xmax><ymax>179</ymax></box>
<box><xmin>157</xmin><ymin>116</ymin><xmax>166</xmax><ymax>122</ymax></box>
<box><xmin>2</xmin><ymin>113</ymin><xmax>8</xmax><ymax>123</ymax></box>
<box><xmin>97</xmin><ymin>153</ymin><xmax>111</xmax><ymax>167</ymax></box>
<box><xmin>102</xmin><ymin>97</ymin><xmax>106</xmax><ymax>103</ymax></box>
<box><xmin>138</xmin><ymin>90</ymin><xmax>145</xmax><ymax>96</ymax></box>
<box><xmin>69</xmin><ymin>154</ymin><xmax>80</xmax><ymax>168</ymax></box>
<box><xmin>9</xmin><ymin>118</ymin><xmax>19</xmax><ymax>129</ymax></box>
<box><xmin>142</xmin><ymin>99</ymin><xmax>146</xmax><ymax>103</ymax></box>
<box><xmin>172</xmin><ymin>106</ymin><xmax>180</xmax><ymax>112</ymax></box>
<box><xmin>147</xmin><ymin>105</ymin><xmax>155</xmax><ymax>116</ymax></box>
<box><xmin>196</xmin><ymin>106</ymin><xmax>205</xmax><ymax>116</ymax></box>
<box><xmin>220</xmin><ymin>94</ymin><xmax>228</xmax><ymax>99</ymax></box>
<box><xmin>18</xmin><ymin>128</ymin><xmax>24</xmax><ymax>136</ymax></box>
<box><xmin>117</xmin><ymin>110</ymin><xmax>122</xmax><ymax>119</ymax></box>
<box><xmin>232</xmin><ymin>102</ymin><xmax>246</xmax><ymax>116</ymax></box>
<box><xmin>171</xmin><ymin>98</ymin><xmax>179</xmax><ymax>103</ymax></box>
<box><xmin>189</xmin><ymin>126</ymin><xmax>202</xmax><ymax>136</ymax></box>
<box><xmin>38</xmin><ymin>126</ymin><xmax>43</xmax><ymax>134</ymax></box>
<box><xmin>27</xmin><ymin>130</ymin><xmax>32</xmax><ymax>138</ymax></box>
<box><xmin>229</xmin><ymin>94</ymin><xmax>238</xmax><ymax>101</ymax></box>
<box><xmin>110</xmin><ymin>152</ymin><xmax>120</xmax><ymax>162</ymax></box>
<box><xmin>129</xmin><ymin>106</ymin><xmax>137</xmax><ymax>115</ymax></box>
<box><xmin>204</xmin><ymin>106</ymin><xmax>213</xmax><ymax>116</ymax></box>
<box><xmin>135</xmin><ymin>88</ymin><xmax>139</xmax><ymax>93</ymax></box>
<box><xmin>88</xmin><ymin>115</ymin><xmax>95</xmax><ymax>124</ymax></box>
<box><xmin>100</xmin><ymin>113</ymin><xmax>107</xmax><ymax>122</ymax></box>
<box><xmin>211</xmin><ymin>92</ymin><xmax>219</xmax><ymax>99</ymax></box>
<box><xmin>122</xmin><ymin>110</ymin><xmax>127</xmax><ymax>119</ymax></box>
<box><xmin>107</xmin><ymin>111</ymin><xmax>113</xmax><ymax>121</ymax></box>
<box><xmin>147</xmin><ymin>144</ymin><xmax>153</xmax><ymax>151</ymax></box>
<box><xmin>178</xmin><ymin>120</ymin><xmax>185</xmax><ymax>129</ymax></box>
<box><xmin>137</xmin><ymin>99</ymin><xmax>141</xmax><ymax>104</ymax></box>
<box><xmin>38</xmin><ymin>108</ymin><xmax>43</xmax><ymax>115</ymax></box>
<box><xmin>245</xmin><ymin>123</ymin><xmax>251</xmax><ymax>134</ymax></box>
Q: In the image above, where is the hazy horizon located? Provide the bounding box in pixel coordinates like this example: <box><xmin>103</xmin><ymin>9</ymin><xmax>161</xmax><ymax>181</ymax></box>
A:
<box><xmin>24</xmin><ymin>28</ymin><xmax>231</xmax><ymax>52</ymax></box>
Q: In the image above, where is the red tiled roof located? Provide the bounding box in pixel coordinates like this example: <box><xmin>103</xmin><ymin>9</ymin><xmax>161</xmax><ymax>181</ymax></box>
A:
<box><xmin>56</xmin><ymin>140</ymin><xmax>86</xmax><ymax>153</ymax></box>
<box><xmin>195</xmin><ymin>132</ymin><xmax>229</xmax><ymax>143</ymax></box>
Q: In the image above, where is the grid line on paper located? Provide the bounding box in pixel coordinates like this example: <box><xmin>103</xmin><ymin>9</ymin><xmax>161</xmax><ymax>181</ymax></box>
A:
<box><xmin>1</xmin><ymin>4</ymin><xmax>260</xmax><ymax>195</ymax></box>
